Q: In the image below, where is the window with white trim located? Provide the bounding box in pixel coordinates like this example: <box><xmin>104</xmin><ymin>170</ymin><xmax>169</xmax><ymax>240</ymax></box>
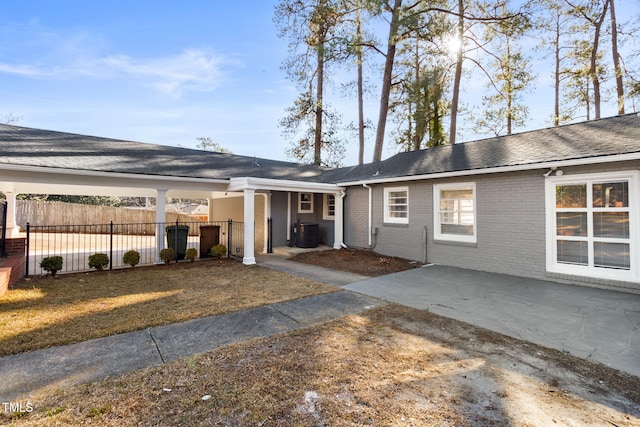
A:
<box><xmin>546</xmin><ymin>171</ymin><xmax>638</xmax><ymax>281</ymax></box>
<box><xmin>434</xmin><ymin>183</ymin><xmax>476</xmax><ymax>243</ymax></box>
<box><xmin>298</xmin><ymin>192</ymin><xmax>313</xmax><ymax>213</ymax></box>
<box><xmin>384</xmin><ymin>187</ymin><xmax>409</xmax><ymax>224</ymax></box>
<box><xmin>323</xmin><ymin>194</ymin><xmax>335</xmax><ymax>220</ymax></box>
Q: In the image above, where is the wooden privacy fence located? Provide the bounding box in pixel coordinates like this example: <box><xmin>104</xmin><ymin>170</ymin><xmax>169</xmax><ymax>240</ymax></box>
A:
<box><xmin>15</xmin><ymin>201</ymin><xmax>201</xmax><ymax>235</ymax></box>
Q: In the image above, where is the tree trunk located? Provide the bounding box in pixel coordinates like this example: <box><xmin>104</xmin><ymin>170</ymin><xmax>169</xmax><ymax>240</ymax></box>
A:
<box><xmin>588</xmin><ymin>0</ymin><xmax>608</xmax><ymax>120</ymax></box>
<box><xmin>553</xmin><ymin>15</ymin><xmax>561</xmax><ymax>126</ymax></box>
<box><xmin>506</xmin><ymin>42</ymin><xmax>512</xmax><ymax>135</ymax></box>
<box><xmin>373</xmin><ymin>0</ymin><xmax>403</xmax><ymax>162</ymax></box>
<box><xmin>314</xmin><ymin>41</ymin><xmax>324</xmax><ymax>166</ymax></box>
<box><xmin>449</xmin><ymin>0</ymin><xmax>464</xmax><ymax>145</ymax></box>
<box><xmin>609</xmin><ymin>0</ymin><xmax>624</xmax><ymax>114</ymax></box>
<box><xmin>413</xmin><ymin>37</ymin><xmax>421</xmax><ymax>151</ymax></box>
<box><xmin>356</xmin><ymin>6</ymin><xmax>365</xmax><ymax>165</ymax></box>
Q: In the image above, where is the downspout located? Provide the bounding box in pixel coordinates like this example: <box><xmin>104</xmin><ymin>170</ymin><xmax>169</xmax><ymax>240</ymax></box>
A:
<box><xmin>286</xmin><ymin>192</ymin><xmax>291</xmax><ymax>244</ymax></box>
<box><xmin>422</xmin><ymin>226</ymin><xmax>428</xmax><ymax>264</ymax></box>
<box><xmin>337</xmin><ymin>190</ymin><xmax>347</xmax><ymax>249</ymax></box>
<box><xmin>363</xmin><ymin>184</ymin><xmax>372</xmax><ymax>247</ymax></box>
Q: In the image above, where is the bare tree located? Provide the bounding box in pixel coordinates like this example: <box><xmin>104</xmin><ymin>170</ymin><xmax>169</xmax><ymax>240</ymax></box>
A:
<box><xmin>372</xmin><ymin>0</ymin><xmax>404</xmax><ymax>162</ymax></box>
<box><xmin>275</xmin><ymin>0</ymin><xmax>346</xmax><ymax>166</ymax></box>
<box><xmin>608</xmin><ymin>0</ymin><xmax>624</xmax><ymax>114</ymax></box>
<box><xmin>565</xmin><ymin>0</ymin><xmax>608</xmax><ymax>119</ymax></box>
<box><xmin>196</xmin><ymin>137</ymin><xmax>232</xmax><ymax>153</ymax></box>
<box><xmin>0</xmin><ymin>113</ymin><xmax>22</xmax><ymax>125</ymax></box>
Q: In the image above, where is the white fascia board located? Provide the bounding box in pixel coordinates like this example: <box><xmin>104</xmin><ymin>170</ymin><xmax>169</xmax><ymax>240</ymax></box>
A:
<box><xmin>227</xmin><ymin>177</ymin><xmax>343</xmax><ymax>193</ymax></box>
<box><xmin>336</xmin><ymin>153</ymin><xmax>640</xmax><ymax>186</ymax></box>
<box><xmin>0</xmin><ymin>163</ymin><xmax>229</xmax><ymax>191</ymax></box>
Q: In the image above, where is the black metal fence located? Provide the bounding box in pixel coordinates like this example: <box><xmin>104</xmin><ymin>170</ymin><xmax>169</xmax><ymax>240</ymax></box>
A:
<box><xmin>26</xmin><ymin>219</ymin><xmax>244</xmax><ymax>275</ymax></box>
<box><xmin>0</xmin><ymin>200</ymin><xmax>7</xmax><ymax>257</ymax></box>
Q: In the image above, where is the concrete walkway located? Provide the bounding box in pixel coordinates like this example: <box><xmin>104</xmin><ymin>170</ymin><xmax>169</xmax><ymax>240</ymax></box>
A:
<box><xmin>343</xmin><ymin>264</ymin><xmax>640</xmax><ymax>378</ymax></box>
<box><xmin>0</xmin><ymin>290</ymin><xmax>384</xmax><ymax>401</ymax></box>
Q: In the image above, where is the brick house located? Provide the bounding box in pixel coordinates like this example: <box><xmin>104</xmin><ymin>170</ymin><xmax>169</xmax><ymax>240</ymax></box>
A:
<box><xmin>1</xmin><ymin>113</ymin><xmax>639</xmax><ymax>292</ymax></box>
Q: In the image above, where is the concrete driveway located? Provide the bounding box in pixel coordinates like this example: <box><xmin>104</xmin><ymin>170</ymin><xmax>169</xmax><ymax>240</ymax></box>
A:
<box><xmin>343</xmin><ymin>264</ymin><xmax>640</xmax><ymax>378</ymax></box>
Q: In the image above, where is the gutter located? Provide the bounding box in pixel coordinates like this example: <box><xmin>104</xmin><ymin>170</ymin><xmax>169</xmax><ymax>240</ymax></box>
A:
<box><xmin>337</xmin><ymin>153</ymin><xmax>640</xmax><ymax>186</ymax></box>
<box><xmin>0</xmin><ymin>163</ymin><xmax>230</xmax><ymax>185</ymax></box>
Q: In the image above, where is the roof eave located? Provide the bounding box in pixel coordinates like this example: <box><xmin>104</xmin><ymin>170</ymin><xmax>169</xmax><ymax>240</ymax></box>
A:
<box><xmin>227</xmin><ymin>176</ymin><xmax>343</xmax><ymax>193</ymax></box>
<box><xmin>336</xmin><ymin>153</ymin><xmax>640</xmax><ymax>186</ymax></box>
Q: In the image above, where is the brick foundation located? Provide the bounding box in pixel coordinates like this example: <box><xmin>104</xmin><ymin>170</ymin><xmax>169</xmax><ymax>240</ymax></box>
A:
<box><xmin>0</xmin><ymin>238</ymin><xmax>26</xmax><ymax>295</ymax></box>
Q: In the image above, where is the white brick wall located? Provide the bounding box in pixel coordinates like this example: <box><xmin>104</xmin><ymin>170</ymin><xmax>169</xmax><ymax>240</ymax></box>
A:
<box><xmin>343</xmin><ymin>161</ymin><xmax>640</xmax><ymax>292</ymax></box>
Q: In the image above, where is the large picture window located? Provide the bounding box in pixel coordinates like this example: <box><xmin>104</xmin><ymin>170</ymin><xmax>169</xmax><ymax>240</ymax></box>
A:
<box><xmin>384</xmin><ymin>187</ymin><xmax>408</xmax><ymax>224</ymax></box>
<box><xmin>434</xmin><ymin>183</ymin><xmax>476</xmax><ymax>243</ymax></box>
<box><xmin>546</xmin><ymin>171</ymin><xmax>638</xmax><ymax>281</ymax></box>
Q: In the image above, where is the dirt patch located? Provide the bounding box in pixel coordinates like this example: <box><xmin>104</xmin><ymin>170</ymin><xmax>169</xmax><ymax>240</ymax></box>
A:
<box><xmin>289</xmin><ymin>248</ymin><xmax>421</xmax><ymax>277</ymax></box>
<box><xmin>6</xmin><ymin>304</ymin><xmax>639</xmax><ymax>426</ymax></box>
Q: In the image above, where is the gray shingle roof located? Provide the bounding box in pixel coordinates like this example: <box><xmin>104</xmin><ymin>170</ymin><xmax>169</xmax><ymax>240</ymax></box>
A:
<box><xmin>1</xmin><ymin>113</ymin><xmax>639</xmax><ymax>186</ymax></box>
<box><xmin>0</xmin><ymin>124</ymin><xmax>333</xmax><ymax>182</ymax></box>
<box><xmin>331</xmin><ymin>113</ymin><xmax>640</xmax><ymax>183</ymax></box>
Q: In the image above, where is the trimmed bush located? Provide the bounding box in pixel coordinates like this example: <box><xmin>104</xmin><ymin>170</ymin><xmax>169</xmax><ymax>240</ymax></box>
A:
<box><xmin>40</xmin><ymin>256</ymin><xmax>63</xmax><ymax>277</ymax></box>
<box><xmin>185</xmin><ymin>247</ymin><xmax>198</xmax><ymax>262</ymax></box>
<box><xmin>123</xmin><ymin>250</ymin><xmax>141</xmax><ymax>267</ymax></box>
<box><xmin>160</xmin><ymin>248</ymin><xmax>175</xmax><ymax>264</ymax></box>
<box><xmin>210</xmin><ymin>244</ymin><xmax>227</xmax><ymax>258</ymax></box>
<box><xmin>88</xmin><ymin>253</ymin><xmax>109</xmax><ymax>271</ymax></box>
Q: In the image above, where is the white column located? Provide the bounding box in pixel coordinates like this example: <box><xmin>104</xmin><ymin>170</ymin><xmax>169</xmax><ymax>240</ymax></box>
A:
<box><xmin>155</xmin><ymin>189</ymin><xmax>168</xmax><ymax>263</ymax></box>
<box><xmin>4</xmin><ymin>191</ymin><xmax>20</xmax><ymax>237</ymax></box>
<box><xmin>243</xmin><ymin>189</ymin><xmax>256</xmax><ymax>265</ymax></box>
<box><xmin>333</xmin><ymin>190</ymin><xmax>345</xmax><ymax>249</ymax></box>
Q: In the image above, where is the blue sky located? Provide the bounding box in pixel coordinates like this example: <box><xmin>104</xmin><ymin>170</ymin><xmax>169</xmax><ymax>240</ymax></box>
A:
<box><xmin>1</xmin><ymin>1</ymin><xmax>638</xmax><ymax>166</ymax></box>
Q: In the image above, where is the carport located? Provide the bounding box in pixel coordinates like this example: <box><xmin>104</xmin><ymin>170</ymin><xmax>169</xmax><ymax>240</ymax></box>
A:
<box><xmin>0</xmin><ymin>124</ymin><xmax>345</xmax><ymax>266</ymax></box>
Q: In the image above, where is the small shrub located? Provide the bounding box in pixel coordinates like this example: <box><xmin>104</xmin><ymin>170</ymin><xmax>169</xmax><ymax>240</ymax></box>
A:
<box><xmin>185</xmin><ymin>247</ymin><xmax>198</xmax><ymax>262</ymax></box>
<box><xmin>160</xmin><ymin>248</ymin><xmax>175</xmax><ymax>264</ymax></box>
<box><xmin>210</xmin><ymin>244</ymin><xmax>227</xmax><ymax>258</ymax></box>
<box><xmin>88</xmin><ymin>253</ymin><xmax>109</xmax><ymax>271</ymax></box>
<box><xmin>40</xmin><ymin>256</ymin><xmax>63</xmax><ymax>277</ymax></box>
<box><xmin>123</xmin><ymin>250</ymin><xmax>141</xmax><ymax>267</ymax></box>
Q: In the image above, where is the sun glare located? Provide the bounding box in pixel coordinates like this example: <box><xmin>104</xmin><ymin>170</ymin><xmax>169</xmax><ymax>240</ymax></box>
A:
<box><xmin>447</xmin><ymin>36</ymin><xmax>463</xmax><ymax>53</ymax></box>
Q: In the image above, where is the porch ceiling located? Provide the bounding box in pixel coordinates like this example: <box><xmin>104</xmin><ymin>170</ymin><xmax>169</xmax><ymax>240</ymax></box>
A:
<box><xmin>0</xmin><ymin>164</ymin><xmax>230</xmax><ymax>198</ymax></box>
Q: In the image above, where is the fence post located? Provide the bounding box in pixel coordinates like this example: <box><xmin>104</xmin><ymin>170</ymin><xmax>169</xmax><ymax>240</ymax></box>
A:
<box><xmin>228</xmin><ymin>218</ymin><xmax>232</xmax><ymax>258</ymax></box>
<box><xmin>174</xmin><ymin>219</ymin><xmax>179</xmax><ymax>262</ymax></box>
<box><xmin>25</xmin><ymin>222</ymin><xmax>30</xmax><ymax>276</ymax></box>
<box><xmin>267</xmin><ymin>217</ymin><xmax>272</xmax><ymax>254</ymax></box>
<box><xmin>109</xmin><ymin>221</ymin><xmax>114</xmax><ymax>271</ymax></box>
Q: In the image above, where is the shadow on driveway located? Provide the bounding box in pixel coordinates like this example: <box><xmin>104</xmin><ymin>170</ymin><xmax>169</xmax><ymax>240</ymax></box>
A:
<box><xmin>343</xmin><ymin>264</ymin><xmax>640</xmax><ymax>378</ymax></box>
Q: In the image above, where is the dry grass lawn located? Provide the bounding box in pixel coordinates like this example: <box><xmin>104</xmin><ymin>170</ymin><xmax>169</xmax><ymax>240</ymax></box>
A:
<box><xmin>2</xmin><ymin>251</ymin><xmax>639</xmax><ymax>426</ymax></box>
<box><xmin>0</xmin><ymin>259</ymin><xmax>337</xmax><ymax>357</ymax></box>
<box><xmin>4</xmin><ymin>304</ymin><xmax>639</xmax><ymax>426</ymax></box>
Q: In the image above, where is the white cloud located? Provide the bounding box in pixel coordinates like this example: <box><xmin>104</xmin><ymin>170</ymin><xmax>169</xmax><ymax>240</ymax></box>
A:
<box><xmin>0</xmin><ymin>63</ymin><xmax>43</xmax><ymax>77</ymax></box>
<box><xmin>99</xmin><ymin>48</ymin><xmax>231</xmax><ymax>96</ymax></box>
<box><xmin>0</xmin><ymin>42</ymin><xmax>233</xmax><ymax>97</ymax></box>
